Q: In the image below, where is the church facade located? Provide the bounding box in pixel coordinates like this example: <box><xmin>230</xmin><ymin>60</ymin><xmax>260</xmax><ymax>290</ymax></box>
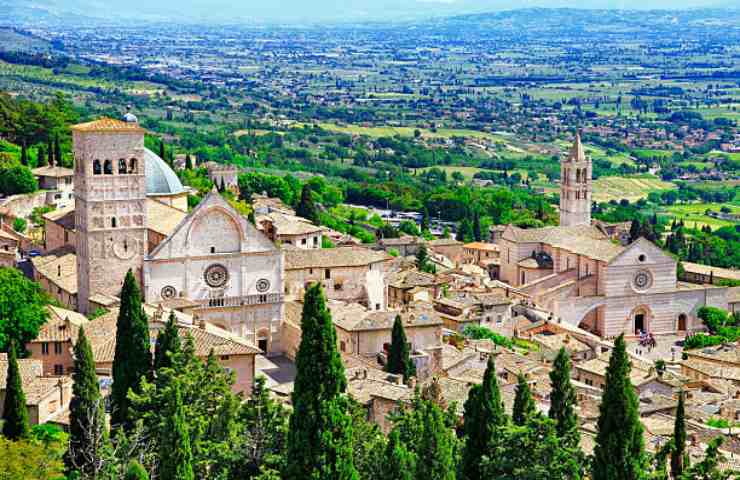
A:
<box><xmin>72</xmin><ymin>116</ymin><xmax>284</xmax><ymax>353</ymax></box>
<box><xmin>497</xmin><ymin>134</ymin><xmax>728</xmax><ymax>338</ymax></box>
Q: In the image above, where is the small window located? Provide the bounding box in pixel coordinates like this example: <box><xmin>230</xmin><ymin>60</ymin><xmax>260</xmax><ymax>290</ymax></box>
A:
<box><xmin>111</xmin><ymin>217</ymin><xmax>117</xmax><ymax>228</ymax></box>
<box><xmin>118</xmin><ymin>159</ymin><xmax>127</xmax><ymax>174</ymax></box>
<box><xmin>54</xmin><ymin>342</ymin><xmax>62</xmax><ymax>354</ymax></box>
<box><xmin>638</xmin><ymin>254</ymin><xmax>646</xmax><ymax>262</ymax></box>
<box><xmin>54</xmin><ymin>364</ymin><xmax>64</xmax><ymax>375</ymax></box>
<box><xmin>340</xmin><ymin>341</ymin><xmax>346</xmax><ymax>352</ymax></box>
<box><xmin>42</xmin><ymin>342</ymin><xmax>49</xmax><ymax>355</ymax></box>
<box><xmin>376</xmin><ymin>303</ymin><xmax>381</xmax><ymax>310</ymax></box>
<box><xmin>325</xmin><ymin>269</ymin><xmax>331</xmax><ymax>279</ymax></box>
<box><xmin>210</xmin><ymin>246</ymin><xmax>216</xmax><ymax>254</ymax></box>
<box><xmin>301</xmin><ymin>238</ymin><xmax>307</xmax><ymax>245</ymax></box>
<box><xmin>93</xmin><ymin>159</ymin><xmax>102</xmax><ymax>175</ymax></box>
<box><xmin>129</xmin><ymin>158</ymin><xmax>138</xmax><ymax>174</ymax></box>
<box><xmin>103</xmin><ymin>159</ymin><xmax>113</xmax><ymax>175</ymax></box>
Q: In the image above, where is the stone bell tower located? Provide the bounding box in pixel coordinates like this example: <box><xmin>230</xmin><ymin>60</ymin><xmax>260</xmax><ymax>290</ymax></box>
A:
<box><xmin>559</xmin><ymin>132</ymin><xmax>592</xmax><ymax>227</ymax></box>
<box><xmin>73</xmin><ymin>115</ymin><xmax>148</xmax><ymax>313</ymax></box>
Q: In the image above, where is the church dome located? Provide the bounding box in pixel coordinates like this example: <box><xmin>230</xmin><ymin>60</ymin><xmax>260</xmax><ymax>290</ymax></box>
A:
<box><xmin>143</xmin><ymin>148</ymin><xmax>185</xmax><ymax>196</ymax></box>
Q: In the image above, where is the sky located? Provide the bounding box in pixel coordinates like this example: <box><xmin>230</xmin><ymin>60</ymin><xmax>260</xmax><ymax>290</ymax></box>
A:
<box><xmin>15</xmin><ymin>0</ymin><xmax>735</xmax><ymax>23</ymax></box>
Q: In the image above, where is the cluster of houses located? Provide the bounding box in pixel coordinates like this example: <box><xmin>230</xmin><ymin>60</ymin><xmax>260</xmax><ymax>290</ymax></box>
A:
<box><xmin>2</xmin><ymin>118</ymin><xmax>740</xmax><ymax>464</ymax></box>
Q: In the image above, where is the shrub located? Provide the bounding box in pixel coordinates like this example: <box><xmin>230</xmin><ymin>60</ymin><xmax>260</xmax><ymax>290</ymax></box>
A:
<box><xmin>462</xmin><ymin>325</ymin><xmax>513</xmax><ymax>349</ymax></box>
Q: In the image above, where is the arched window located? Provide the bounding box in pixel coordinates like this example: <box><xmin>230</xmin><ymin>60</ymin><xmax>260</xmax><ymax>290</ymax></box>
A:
<box><xmin>576</xmin><ymin>169</ymin><xmax>582</xmax><ymax>183</ymax></box>
<box><xmin>129</xmin><ymin>158</ymin><xmax>137</xmax><ymax>174</ymax></box>
<box><xmin>104</xmin><ymin>160</ymin><xmax>113</xmax><ymax>175</ymax></box>
<box><xmin>118</xmin><ymin>159</ymin><xmax>127</xmax><ymax>174</ymax></box>
<box><xmin>111</xmin><ymin>217</ymin><xmax>117</xmax><ymax>228</ymax></box>
<box><xmin>93</xmin><ymin>159</ymin><xmax>102</xmax><ymax>175</ymax></box>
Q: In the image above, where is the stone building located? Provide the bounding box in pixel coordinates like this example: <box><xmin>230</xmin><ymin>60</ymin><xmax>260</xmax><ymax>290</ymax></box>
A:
<box><xmin>26</xmin><ymin>306</ymin><xmax>89</xmax><ymax>376</ymax></box>
<box><xmin>43</xmin><ymin>206</ymin><xmax>75</xmax><ymax>252</ymax></box>
<box><xmin>284</xmin><ymin>246</ymin><xmax>391</xmax><ymax>310</ymax></box>
<box><xmin>0</xmin><ymin>228</ymin><xmax>18</xmax><ymax>268</ymax></box>
<box><xmin>257</xmin><ymin>211</ymin><xmax>325</xmax><ymax>249</ymax></box>
<box><xmin>205</xmin><ymin>161</ymin><xmax>239</xmax><ymax>193</ymax></box>
<box><xmin>433</xmin><ymin>291</ymin><xmax>513</xmax><ymax>334</ymax></box>
<box><xmin>559</xmin><ymin>132</ymin><xmax>592</xmax><ymax>227</ymax></box>
<box><xmin>32</xmin><ymin>165</ymin><xmax>75</xmax><ymax>209</ymax></box>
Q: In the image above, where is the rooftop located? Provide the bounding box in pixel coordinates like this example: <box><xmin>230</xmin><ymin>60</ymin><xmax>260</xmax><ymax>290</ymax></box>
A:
<box><xmin>71</xmin><ymin>117</ymin><xmax>145</xmax><ymax>134</ymax></box>
<box><xmin>284</xmin><ymin>246</ymin><xmax>390</xmax><ymax>270</ymax></box>
<box><xmin>32</xmin><ymin>165</ymin><xmax>74</xmax><ymax>178</ymax></box>
<box><xmin>32</xmin><ymin>250</ymin><xmax>78</xmax><ymax>294</ymax></box>
<box><xmin>144</xmin><ymin>148</ymin><xmax>185</xmax><ymax>196</ymax></box>
<box><xmin>682</xmin><ymin>262</ymin><xmax>740</xmax><ymax>281</ymax></box>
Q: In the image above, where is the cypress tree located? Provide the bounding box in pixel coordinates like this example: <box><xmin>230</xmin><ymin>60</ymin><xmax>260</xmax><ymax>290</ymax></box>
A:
<box><xmin>284</xmin><ymin>283</ymin><xmax>358</xmax><ymax>480</ymax></box>
<box><xmin>159</xmin><ymin>140</ymin><xmax>166</xmax><ymax>162</ymax></box>
<box><xmin>296</xmin><ymin>184</ymin><xmax>319</xmax><ymax>224</ymax></box>
<box><xmin>671</xmin><ymin>391</ymin><xmax>687</xmax><ymax>479</ymax></box>
<box><xmin>473</xmin><ymin>210</ymin><xmax>482</xmax><ymax>242</ymax></box>
<box><xmin>629</xmin><ymin>216</ymin><xmax>642</xmax><ymax>243</ymax></box>
<box><xmin>159</xmin><ymin>381</ymin><xmax>194</xmax><ymax>480</ymax></box>
<box><xmin>512</xmin><ymin>373</ymin><xmax>536</xmax><ymax>426</ymax></box>
<box><xmin>592</xmin><ymin>334</ymin><xmax>647</xmax><ymax>480</ymax></box>
<box><xmin>384</xmin><ymin>429</ymin><xmax>415</xmax><ymax>480</ymax></box>
<box><xmin>462</xmin><ymin>355</ymin><xmax>507</xmax><ymax>480</ymax></box>
<box><xmin>421</xmin><ymin>207</ymin><xmax>430</xmax><ymax>233</ymax></box>
<box><xmin>54</xmin><ymin>135</ymin><xmax>62</xmax><ymax>166</ymax></box>
<box><xmin>2</xmin><ymin>341</ymin><xmax>30</xmax><ymax>440</ymax></box>
<box><xmin>386</xmin><ymin>314</ymin><xmax>415</xmax><ymax>381</ymax></box>
<box><xmin>415</xmin><ymin>244</ymin><xmax>429</xmax><ymax>271</ymax></box>
<box><xmin>416</xmin><ymin>399</ymin><xmax>456</xmax><ymax>480</ymax></box>
<box><xmin>154</xmin><ymin>311</ymin><xmax>181</xmax><ymax>372</ymax></box>
<box><xmin>111</xmin><ymin>270</ymin><xmax>152</xmax><ymax>430</ymax></box>
<box><xmin>549</xmin><ymin>347</ymin><xmax>580</xmax><ymax>449</ymax></box>
<box><xmin>20</xmin><ymin>143</ymin><xmax>28</xmax><ymax>166</ymax></box>
<box><xmin>66</xmin><ymin>328</ymin><xmax>108</xmax><ymax>475</ymax></box>
<box><xmin>47</xmin><ymin>139</ymin><xmax>53</xmax><ymax>167</ymax></box>
<box><xmin>36</xmin><ymin>145</ymin><xmax>46</xmax><ymax>167</ymax></box>
<box><xmin>124</xmin><ymin>461</ymin><xmax>149</xmax><ymax>480</ymax></box>
<box><xmin>185</xmin><ymin>153</ymin><xmax>193</xmax><ymax>170</ymax></box>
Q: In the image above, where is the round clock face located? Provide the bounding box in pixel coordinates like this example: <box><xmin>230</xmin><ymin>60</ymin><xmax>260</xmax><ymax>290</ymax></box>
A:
<box><xmin>161</xmin><ymin>286</ymin><xmax>177</xmax><ymax>299</ymax></box>
<box><xmin>256</xmin><ymin>278</ymin><xmax>271</xmax><ymax>293</ymax></box>
<box><xmin>112</xmin><ymin>237</ymin><xmax>138</xmax><ymax>260</ymax></box>
<box><xmin>633</xmin><ymin>270</ymin><xmax>653</xmax><ymax>290</ymax></box>
<box><xmin>204</xmin><ymin>264</ymin><xmax>229</xmax><ymax>288</ymax></box>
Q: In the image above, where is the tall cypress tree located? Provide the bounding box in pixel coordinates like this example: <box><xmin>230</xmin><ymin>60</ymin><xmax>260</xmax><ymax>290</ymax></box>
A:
<box><xmin>473</xmin><ymin>210</ymin><xmax>482</xmax><ymax>242</ymax></box>
<box><xmin>416</xmin><ymin>399</ymin><xmax>456</xmax><ymax>480</ymax></box>
<box><xmin>386</xmin><ymin>314</ymin><xmax>416</xmax><ymax>381</ymax></box>
<box><xmin>111</xmin><ymin>270</ymin><xmax>152</xmax><ymax>430</ymax></box>
<box><xmin>159</xmin><ymin>381</ymin><xmax>194</xmax><ymax>480</ymax></box>
<box><xmin>384</xmin><ymin>429</ymin><xmax>415</xmax><ymax>480</ymax></box>
<box><xmin>36</xmin><ymin>145</ymin><xmax>46</xmax><ymax>167</ymax></box>
<box><xmin>462</xmin><ymin>355</ymin><xmax>507</xmax><ymax>480</ymax></box>
<box><xmin>159</xmin><ymin>140</ymin><xmax>166</xmax><ymax>162</ymax></box>
<box><xmin>296</xmin><ymin>184</ymin><xmax>319</xmax><ymax>224</ymax></box>
<box><xmin>284</xmin><ymin>283</ymin><xmax>357</xmax><ymax>480</ymax></box>
<box><xmin>512</xmin><ymin>373</ymin><xmax>536</xmax><ymax>426</ymax></box>
<box><xmin>185</xmin><ymin>154</ymin><xmax>193</xmax><ymax>170</ymax></box>
<box><xmin>66</xmin><ymin>328</ymin><xmax>108</xmax><ymax>475</ymax></box>
<box><xmin>671</xmin><ymin>391</ymin><xmax>687</xmax><ymax>479</ymax></box>
<box><xmin>592</xmin><ymin>334</ymin><xmax>647</xmax><ymax>480</ymax></box>
<box><xmin>20</xmin><ymin>143</ymin><xmax>28</xmax><ymax>166</ymax></box>
<box><xmin>549</xmin><ymin>347</ymin><xmax>580</xmax><ymax>449</ymax></box>
<box><xmin>2</xmin><ymin>341</ymin><xmax>30</xmax><ymax>440</ymax></box>
<box><xmin>47</xmin><ymin>139</ymin><xmax>53</xmax><ymax>167</ymax></box>
<box><xmin>154</xmin><ymin>311</ymin><xmax>181</xmax><ymax>372</ymax></box>
<box><xmin>54</xmin><ymin>135</ymin><xmax>62</xmax><ymax>167</ymax></box>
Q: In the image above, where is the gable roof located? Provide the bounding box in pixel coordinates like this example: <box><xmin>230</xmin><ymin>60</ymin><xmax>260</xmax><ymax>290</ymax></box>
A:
<box><xmin>72</xmin><ymin>117</ymin><xmax>145</xmax><ymax>133</ymax></box>
<box><xmin>607</xmin><ymin>237</ymin><xmax>675</xmax><ymax>267</ymax></box>
<box><xmin>284</xmin><ymin>246</ymin><xmax>390</xmax><ymax>270</ymax></box>
<box><xmin>502</xmin><ymin>224</ymin><xmax>623</xmax><ymax>262</ymax></box>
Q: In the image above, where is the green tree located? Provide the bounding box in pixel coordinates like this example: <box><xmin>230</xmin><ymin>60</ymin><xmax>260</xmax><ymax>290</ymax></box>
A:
<box><xmin>0</xmin><ymin>165</ymin><xmax>38</xmax><ymax>195</ymax></box>
<box><xmin>383</xmin><ymin>429</ymin><xmax>415</xmax><ymax>480</ymax></box>
<box><xmin>549</xmin><ymin>347</ymin><xmax>581</xmax><ymax>449</ymax></box>
<box><xmin>66</xmin><ymin>328</ymin><xmax>109</xmax><ymax>477</ymax></box>
<box><xmin>296</xmin><ymin>183</ymin><xmax>319</xmax><ymax>224</ymax></box>
<box><xmin>457</xmin><ymin>217</ymin><xmax>474</xmax><ymax>243</ymax></box>
<box><xmin>154</xmin><ymin>311</ymin><xmax>181</xmax><ymax>372</ymax></box>
<box><xmin>462</xmin><ymin>355</ymin><xmax>507</xmax><ymax>480</ymax></box>
<box><xmin>2</xmin><ymin>341</ymin><xmax>30</xmax><ymax>440</ymax></box>
<box><xmin>416</xmin><ymin>244</ymin><xmax>429</xmax><ymax>270</ymax></box>
<box><xmin>20</xmin><ymin>143</ymin><xmax>28</xmax><ymax>166</ymax></box>
<box><xmin>124</xmin><ymin>461</ymin><xmax>150</xmax><ymax>480</ymax></box>
<box><xmin>512</xmin><ymin>373</ymin><xmax>536</xmax><ymax>426</ymax></box>
<box><xmin>0</xmin><ymin>267</ymin><xmax>48</xmax><ymax>353</ymax></box>
<box><xmin>284</xmin><ymin>283</ymin><xmax>358</xmax><ymax>480</ymax></box>
<box><xmin>36</xmin><ymin>145</ymin><xmax>46</xmax><ymax>167</ymax></box>
<box><xmin>473</xmin><ymin>211</ymin><xmax>482</xmax><ymax>242</ymax></box>
<box><xmin>185</xmin><ymin>153</ymin><xmax>193</xmax><ymax>170</ymax></box>
<box><xmin>671</xmin><ymin>391</ymin><xmax>687</xmax><ymax>479</ymax></box>
<box><xmin>386</xmin><ymin>314</ymin><xmax>416</xmax><ymax>381</ymax></box>
<box><xmin>415</xmin><ymin>398</ymin><xmax>457</xmax><ymax>480</ymax></box>
<box><xmin>158</xmin><ymin>381</ymin><xmax>194</xmax><ymax>480</ymax></box>
<box><xmin>678</xmin><ymin>437</ymin><xmax>735</xmax><ymax>480</ymax></box>
<box><xmin>592</xmin><ymin>334</ymin><xmax>647</xmax><ymax>480</ymax></box>
<box><xmin>54</xmin><ymin>135</ymin><xmax>62</xmax><ymax>167</ymax></box>
<box><xmin>47</xmin><ymin>138</ymin><xmax>53</xmax><ymax>167</ymax></box>
<box><xmin>12</xmin><ymin>218</ymin><xmax>26</xmax><ymax>233</ymax></box>
<box><xmin>0</xmin><ymin>436</ymin><xmax>65</xmax><ymax>479</ymax></box>
<box><xmin>111</xmin><ymin>270</ymin><xmax>152</xmax><ymax>430</ymax></box>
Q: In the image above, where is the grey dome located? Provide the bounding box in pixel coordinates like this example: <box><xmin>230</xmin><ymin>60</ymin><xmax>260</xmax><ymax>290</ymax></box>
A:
<box><xmin>122</xmin><ymin>112</ymin><xmax>138</xmax><ymax>123</ymax></box>
<box><xmin>144</xmin><ymin>148</ymin><xmax>185</xmax><ymax>196</ymax></box>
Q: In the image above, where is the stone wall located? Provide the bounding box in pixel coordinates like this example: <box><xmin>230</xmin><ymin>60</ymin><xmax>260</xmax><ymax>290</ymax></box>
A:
<box><xmin>0</xmin><ymin>191</ymin><xmax>49</xmax><ymax>219</ymax></box>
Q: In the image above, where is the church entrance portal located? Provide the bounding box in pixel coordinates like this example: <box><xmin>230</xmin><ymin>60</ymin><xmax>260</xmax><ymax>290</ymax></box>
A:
<box><xmin>258</xmin><ymin>338</ymin><xmax>268</xmax><ymax>352</ymax></box>
<box><xmin>678</xmin><ymin>314</ymin><xmax>687</xmax><ymax>331</ymax></box>
<box><xmin>634</xmin><ymin>313</ymin><xmax>645</xmax><ymax>335</ymax></box>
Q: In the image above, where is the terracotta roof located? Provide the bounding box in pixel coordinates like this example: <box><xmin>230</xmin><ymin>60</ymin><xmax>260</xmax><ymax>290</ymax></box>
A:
<box><xmin>42</xmin><ymin>206</ymin><xmax>75</xmax><ymax>228</ymax></box>
<box><xmin>32</xmin><ymin>166</ymin><xmax>74</xmax><ymax>178</ymax></box>
<box><xmin>71</xmin><ymin>117</ymin><xmax>145</xmax><ymax>133</ymax></box>
<box><xmin>258</xmin><ymin>211</ymin><xmax>325</xmax><ymax>236</ymax></box>
<box><xmin>427</xmin><ymin>238</ymin><xmax>462</xmax><ymax>247</ymax></box>
<box><xmin>503</xmin><ymin>224</ymin><xmax>623</xmax><ymax>262</ymax></box>
<box><xmin>464</xmin><ymin>242</ymin><xmax>499</xmax><ymax>252</ymax></box>
<box><xmin>32</xmin><ymin>306</ymin><xmax>89</xmax><ymax>343</ymax></box>
<box><xmin>532</xmin><ymin>332</ymin><xmax>590</xmax><ymax>353</ymax></box>
<box><xmin>682</xmin><ymin>262</ymin><xmax>740</xmax><ymax>281</ymax></box>
<box><xmin>284</xmin><ymin>246</ymin><xmax>390</xmax><ymax>270</ymax></box>
<box><xmin>0</xmin><ymin>355</ymin><xmax>67</xmax><ymax>405</ymax></box>
<box><xmin>146</xmin><ymin>198</ymin><xmax>187</xmax><ymax>236</ymax></box>
<box><xmin>32</xmin><ymin>251</ymin><xmax>77</xmax><ymax>294</ymax></box>
<box><xmin>330</xmin><ymin>303</ymin><xmax>442</xmax><ymax>332</ymax></box>
<box><xmin>387</xmin><ymin>269</ymin><xmax>439</xmax><ymax>289</ymax></box>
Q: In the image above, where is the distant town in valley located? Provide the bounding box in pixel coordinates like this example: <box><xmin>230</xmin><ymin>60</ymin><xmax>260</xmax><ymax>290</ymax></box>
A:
<box><xmin>0</xmin><ymin>3</ymin><xmax>740</xmax><ymax>479</ymax></box>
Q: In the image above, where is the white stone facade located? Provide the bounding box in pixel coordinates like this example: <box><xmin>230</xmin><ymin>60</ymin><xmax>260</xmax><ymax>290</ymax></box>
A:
<box><xmin>559</xmin><ymin>133</ymin><xmax>592</xmax><ymax>227</ymax></box>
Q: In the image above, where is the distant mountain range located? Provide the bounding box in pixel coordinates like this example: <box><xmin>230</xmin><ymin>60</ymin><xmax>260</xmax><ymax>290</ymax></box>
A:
<box><xmin>1</xmin><ymin>0</ymin><xmax>738</xmax><ymax>25</ymax></box>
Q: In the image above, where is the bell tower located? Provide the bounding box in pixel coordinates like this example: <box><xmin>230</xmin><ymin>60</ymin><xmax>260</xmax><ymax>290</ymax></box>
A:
<box><xmin>559</xmin><ymin>132</ymin><xmax>592</xmax><ymax>227</ymax></box>
<box><xmin>73</xmin><ymin>115</ymin><xmax>148</xmax><ymax>313</ymax></box>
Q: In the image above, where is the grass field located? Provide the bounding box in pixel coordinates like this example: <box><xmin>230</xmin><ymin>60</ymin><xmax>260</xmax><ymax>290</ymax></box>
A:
<box><xmin>591</xmin><ymin>176</ymin><xmax>676</xmax><ymax>202</ymax></box>
<box><xmin>418</xmin><ymin>165</ymin><xmax>533</xmax><ymax>181</ymax></box>
<box><xmin>660</xmin><ymin>203</ymin><xmax>740</xmax><ymax>230</ymax></box>
<box><xmin>299</xmin><ymin>122</ymin><xmax>510</xmax><ymax>144</ymax></box>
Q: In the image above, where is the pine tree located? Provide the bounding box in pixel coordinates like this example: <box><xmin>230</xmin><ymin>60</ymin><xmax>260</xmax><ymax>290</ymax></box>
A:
<box><xmin>473</xmin><ymin>210</ymin><xmax>482</xmax><ymax>242</ymax></box>
<box><xmin>457</xmin><ymin>217</ymin><xmax>474</xmax><ymax>243</ymax></box>
<box><xmin>421</xmin><ymin>207</ymin><xmax>430</xmax><ymax>233</ymax></box>
<box><xmin>415</xmin><ymin>244</ymin><xmax>429</xmax><ymax>270</ymax></box>
<box><xmin>158</xmin><ymin>381</ymin><xmax>194</xmax><ymax>480</ymax></box>
<box><xmin>20</xmin><ymin>143</ymin><xmax>28</xmax><ymax>166</ymax></box>
<box><xmin>384</xmin><ymin>429</ymin><xmax>415</xmax><ymax>480</ymax></box>
<box><xmin>671</xmin><ymin>391</ymin><xmax>687</xmax><ymax>479</ymax></box>
<box><xmin>629</xmin><ymin>216</ymin><xmax>642</xmax><ymax>243</ymax></box>
<box><xmin>47</xmin><ymin>139</ymin><xmax>53</xmax><ymax>167</ymax></box>
<box><xmin>416</xmin><ymin>399</ymin><xmax>456</xmax><ymax>480</ymax></box>
<box><xmin>159</xmin><ymin>140</ymin><xmax>166</xmax><ymax>162</ymax></box>
<box><xmin>239</xmin><ymin>375</ymin><xmax>288</xmax><ymax>476</ymax></box>
<box><xmin>512</xmin><ymin>373</ymin><xmax>536</xmax><ymax>426</ymax></box>
<box><xmin>284</xmin><ymin>283</ymin><xmax>358</xmax><ymax>480</ymax></box>
<box><xmin>592</xmin><ymin>334</ymin><xmax>647</xmax><ymax>480</ymax></box>
<box><xmin>2</xmin><ymin>341</ymin><xmax>30</xmax><ymax>440</ymax></box>
<box><xmin>36</xmin><ymin>145</ymin><xmax>46</xmax><ymax>167</ymax></box>
<box><xmin>154</xmin><ymin>311</ymin><xmax>181</xmax><ymax>372</ymax></box>
<box><xmin>549</xmin><ymin>347</ymin><xmax>580</xmax><ymax>449</ymax></box>
<box><xmin>185</xmin><ymin>154</ymin><xmax>193</xmax><ymax>170</ymax></box>
<box><xmin>124</xmin><ymin>461</ymin><xmax>149</xmax><ymax>480</ymax></box>
<box><xmin>111</xmin><ymin>270</ymin><xmax>152</xmax><ymax>430</ymax></box>
<box><xmin>66</xmin><ymin>328</ymin><xmax>108</xmax><ymax>475</ymax></box>
<box><xmin>461</xmin><ymin>355</ymin><xmax>507</xmax><ymax>480</ymax></box>
<box><xmin>386</xmin><ymin>314</ymin><xmax>415</xmax><ymax>381</ymax></box>
<box><xmin>54</xmin><ymin>135</ymin><xmax>62</xmax><ymax>167</ymax></box>
<box><xmin>296</xmin><ymin>184</ymin><xmax>319</xmax><ymax>224</ymax></box>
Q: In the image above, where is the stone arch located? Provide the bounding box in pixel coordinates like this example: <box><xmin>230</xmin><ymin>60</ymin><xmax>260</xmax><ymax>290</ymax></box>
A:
<box><xmin>118</xmin><ymin>158</ymin><xmax>127</xmax><ymax>174</ymax></box>
<box><xmin>575</xmin><ymin>302</ymin><xmax>605</xmax><ymax>336</ymax></box>
<box><xmin>93</xmin><ymin>159</ymin><xmax>102</xmax><ymax>175</ymax></box>
<box><xmin>103</xmin><ymin>159</ymin><xmax>113</xmax><ymax>175</ymax></box>
<box><xmin>129</xmin><ymin>158</ymin><xmax>138</xmax><ymax>174</ymax></box>
<box><xmin>626</xmin><ymin>304</ymin><xmax>653</xmax><ymax>336</ymax></box>
<box><xmin>185</xmin><ymin>206</ymin><xmax>245</xmax><ymax>256</ymax></box>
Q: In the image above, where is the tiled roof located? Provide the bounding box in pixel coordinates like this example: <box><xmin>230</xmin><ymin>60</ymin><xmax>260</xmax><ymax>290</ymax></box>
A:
<box><xmin>464</xmin><ymin>242</ymin><xmax>499</xmax><ymax>251</ymax></box>
<box><xmin>427</xmin><ymin>238</ymin><xmax>462</xmax><ymax>247</ymax></box>
<box><xmin>331</xmin><ymin>303</ymin><xmax>442</xmax><ymax>332</ymax></box>
<box><xmin>729</xmin><ymin>287</ymin><xmax>740</xmax><ymax>303</ymax></box>
<box><xmin>42</xmin><ymin>206</ymin><xmax>75</xmax><ymax>228</ymax></box>
<box><xmin>258</xmin><ymin>211</ymin><xmax>324</xmax><ymax>236</ymax></box>
<box><xmin>503</xmin><ymin>224</ymin><xmax>623</xmax><ymax>262</ymax></box>
<box><xmin>32</xmin><ymin>166</ymin><xmax>74</xmax><ymax>178</ymax></box>
<box><xmin>71</xmin><ymin>117</ymin><xmax>145</xmax><ymax>133</ymax></box>
<box><xmin>532</xmin><ymin>333</ymin><xmax>590</xmax><ymax>353</ymax></box>
<box><xmin>0</xmin><ymin>355</ymin><xmax>66</xmax><ymax>405</ymax></box>
<box><xmin>32</xmin><ymin>306</ymin><xmax>89</xmax><ymax>343</ymax></box>
<box><xmin>387</xmin><ymin>269</ymin><xmax>439</xmax><ymax>289</ymax></box>
<box><xmin>32</xmin><ymin>250</ymin><xmax>78</xmax><ymax>294</ymax></box>
<box><xmin>682</xmin><ymin>262</ymin><xmax>740</xmax><ymax>281</ymax></box>
<box><xmin>284</xmin><ymin>246</ymin><xmax>390</xmax><ymax>270</ymax></box>
<box><xmin>146</xmin><ymin>198</ymin><xmax>187</xmax><ymax>236</ymax></box>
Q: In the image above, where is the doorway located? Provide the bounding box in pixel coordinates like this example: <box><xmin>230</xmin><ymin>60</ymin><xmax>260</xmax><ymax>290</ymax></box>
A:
<box><xmin>258</xmin><ymin>338</ymin><xmax>268</xmax><ymax>352</ymax></box>
<box><xmin>634</xmin><ymin>313</ymin><xmax>645</xmax><ymax>335</ymax></box>
<box><xmin>678</xmin><ymin>314</ymin><xmax>687</xmax><ymax>331</ymax></box>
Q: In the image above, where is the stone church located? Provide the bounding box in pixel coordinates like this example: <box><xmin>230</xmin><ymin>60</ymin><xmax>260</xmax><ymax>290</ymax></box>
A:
<box><xmin>72</xmin><ymin>116</ymin><xmax>284</xmax><ymax>353</ymax></box>
<box><xmin>497</xmin><ymin>133</ymin><xmax>728</xmax><ymax>338</ymax></box>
